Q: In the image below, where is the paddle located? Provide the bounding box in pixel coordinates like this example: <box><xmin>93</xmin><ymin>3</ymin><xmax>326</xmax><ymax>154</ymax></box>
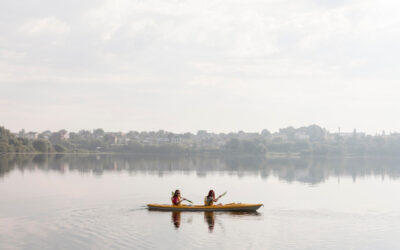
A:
<box><xmin>183</xmin><ymin>198</ymin><xmax>193</xmax><ymax>204</ymax></box>
<box><xmin>217</xmin><ymin>191</ymin><xmax>227</xmax><ymax>200</ymax></box>
<box><xmin>171</xmin><ymin>191</ymin><xmax>193</xmax><ymax>204</ymax></box>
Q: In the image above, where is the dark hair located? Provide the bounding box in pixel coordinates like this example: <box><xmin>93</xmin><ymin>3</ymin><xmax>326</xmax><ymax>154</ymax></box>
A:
<box><xmin>207</xmin><ymin>190</ymin><xmax>215</xmax><ymax>199</ymax></box>
<box><xmin>173</xmin><ymin>189</ymin><xmax>180</xmax><ymax>197</ymax></box>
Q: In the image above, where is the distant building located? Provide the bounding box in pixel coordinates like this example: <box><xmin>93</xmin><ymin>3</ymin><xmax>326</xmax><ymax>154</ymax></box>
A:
<box><xmin>104</xmin><ymin>133</ymin><xmax>118</xmax><ymax>144</ymax></box>
<box><xmin>170</xmin><ymin>136</ymin><xmax>181</xmax><ymax>143</ymax></box>
<box><xmin>294</xmin><ymin>132</ymin><xmax>310</xmax><ymax>141</ymax></box>
<box><xmin>25</xmin><ymin>132</ymin><xmax>39</xmax><ymax>140</ymax></box>
<box><xmin>157</xmin><ymin>138</ymin><xmax>169</xmax><ymax>143</ymax></box>
<box><xmin>328</xmin><ymin>132</ymin><xmax>365</xmax><ymax>140</ymax></box>
<box><xmin>271</xmin><ymin>133</ymin><xmax>288</xmax><ymax>141</ymax></box>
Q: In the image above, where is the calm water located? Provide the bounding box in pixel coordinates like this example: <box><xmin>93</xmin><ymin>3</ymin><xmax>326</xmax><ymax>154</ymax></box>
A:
<box><xmin>1</xmin><ymin>154</ymin><xmax>400</xmax><ymax>249</ymax></box>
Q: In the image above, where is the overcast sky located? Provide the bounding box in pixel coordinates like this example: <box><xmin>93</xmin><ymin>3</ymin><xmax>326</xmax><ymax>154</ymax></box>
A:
<box><xmin>1</xmin><ymin>0</ymin><xmax>400</xmax><ymax>134</ymax></box>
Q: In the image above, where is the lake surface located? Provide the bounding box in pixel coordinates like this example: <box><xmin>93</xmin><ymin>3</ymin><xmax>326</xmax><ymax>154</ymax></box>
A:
<box><xmin>1</xmin><ymin>154</ymin><xmax>400</xmax><ymax>249</ymax></box>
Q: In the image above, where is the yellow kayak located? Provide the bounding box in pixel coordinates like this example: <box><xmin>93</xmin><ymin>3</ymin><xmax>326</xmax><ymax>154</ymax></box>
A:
<box><xmin>147</xmin><ymin>203</ymin><xmax>263</xmax><ymax>212</ymax></box>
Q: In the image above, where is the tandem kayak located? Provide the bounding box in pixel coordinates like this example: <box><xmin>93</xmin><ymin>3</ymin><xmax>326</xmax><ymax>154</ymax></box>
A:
<box><xmin>147</xmin><ymin>203</ymin><xmax>263</xmax><ymax>212</ymax></box>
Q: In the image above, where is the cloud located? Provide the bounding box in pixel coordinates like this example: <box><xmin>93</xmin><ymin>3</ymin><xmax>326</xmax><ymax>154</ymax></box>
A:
<box><xmin>20</xmin><ymin>16</ymin><xmax>70</xmax><ymax>35</ymax></box>
<box><xmin>1</xmin><ymin>0</ymin><xmax>400</xmax><ymax>133</ymax></box>
<box><xmin>0</xmin><ymin>49</ymin><xmax>26</xmax><ymax>61</ymax></box>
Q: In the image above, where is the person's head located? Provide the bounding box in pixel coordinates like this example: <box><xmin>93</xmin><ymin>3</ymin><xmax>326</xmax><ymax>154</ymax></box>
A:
<box><xmin>174</xmin><ymin>189</ymin><xmax>181</xmax><ymax>197</ymax></box>
<box><xmin>207</xmin><ymin>190</ymin><xmax>215</xmax><ymax>198</ymax></box>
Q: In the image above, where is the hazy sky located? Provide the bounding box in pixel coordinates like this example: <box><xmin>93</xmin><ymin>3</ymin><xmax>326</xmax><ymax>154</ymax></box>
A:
<box><xmin>1</xmin><ymin>0</ymin><xmax>400</xmax><ymax>134</ymax></box>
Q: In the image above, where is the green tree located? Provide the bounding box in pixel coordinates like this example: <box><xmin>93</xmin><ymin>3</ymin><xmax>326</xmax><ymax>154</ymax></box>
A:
<box><xmin>261</xmin><ymin>129</ymin><xmax>271</xmax><ymax>137</ymax></box>
<box><xmin>225</xmin><ymin>138</ymin><xmax>240</xmax><ymax>151</ymax></box>
<box><xmin>33</xmin><ymin>139</ymin><xmax>49</xmax><ymax>152</ymax></box>
<box><xmin>0</xmin><ymin>141</ymin><xmax>8</xmax><ymax>152</ymax></box>
<box><xmin>93</xmin><ymin>128</ymin><xmax>105</xmax><ymax>137</ymax></box>
<box><xmin>53</xmin><ymin>144</ymin><xmax>66</xmax><ymax>153</ymax></box>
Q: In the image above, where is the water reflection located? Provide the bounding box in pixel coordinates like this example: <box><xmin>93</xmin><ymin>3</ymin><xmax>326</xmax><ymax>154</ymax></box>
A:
<box><xmin>172</xmin><ymin>211</ymin><xmax>181</xmax><ymax>229</ymax></box>
<box><xmin>2</xmin><ymin>154</ymin><xmax>400</xmax><ymax>184</ymax></box>
<box><xmin>166</xmin><ymin>211</ymin><xmax>260</xmax><ymax>232</ymax></box>
<box><xmin>204</xmin><ymin>212</ymin><xmax>215</xmax><ymax>232</ymax></box>
<box><xmin>170</xmin><ymin>211</ymin><xmax>215</xmax><ymax>231</ymax></box>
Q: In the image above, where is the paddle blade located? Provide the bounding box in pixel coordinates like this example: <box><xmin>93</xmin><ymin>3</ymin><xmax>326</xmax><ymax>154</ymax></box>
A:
<box><xmin>183</xmin><ymin>198</ymin><xmax>193</xmax><ymax>203</ymax></box>
<box><xmin>219</xmin><ymin>192</ymin><xmax>227</xmax><ymax>198</ymax></box>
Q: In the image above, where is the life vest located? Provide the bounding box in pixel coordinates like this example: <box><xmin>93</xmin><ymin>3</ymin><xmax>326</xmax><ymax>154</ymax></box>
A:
<box><xmin>172</xmin><ymin>196</ymin><xmax>181</xmax><ymax>206</ymax></box>
<box><xmin>204</xmin><ymin>196</ymin><xmax>214</xmax><ymax>206</ymax></box>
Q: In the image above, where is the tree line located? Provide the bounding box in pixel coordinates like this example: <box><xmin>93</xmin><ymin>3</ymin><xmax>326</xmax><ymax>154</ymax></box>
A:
<box><xmin>2</xmin><ymin>124</ymin><xmax>400</xmax><ymax>157</ymax></box>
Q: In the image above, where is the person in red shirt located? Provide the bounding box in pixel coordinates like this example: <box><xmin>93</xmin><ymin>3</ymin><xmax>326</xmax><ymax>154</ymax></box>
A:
<box><xmin>171</xmin><ymin>189</ymin><xmax>187</xmax><ymax>205</ymax></box>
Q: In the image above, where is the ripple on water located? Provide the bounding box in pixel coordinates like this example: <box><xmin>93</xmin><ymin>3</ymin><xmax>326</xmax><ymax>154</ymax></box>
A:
<box><xmin>47</xmin><ymin>205</ymin><xmax>157</xmax><ymax>249</ymax></box>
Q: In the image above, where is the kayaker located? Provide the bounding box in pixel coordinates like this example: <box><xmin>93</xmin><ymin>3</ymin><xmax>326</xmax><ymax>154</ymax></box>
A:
<box><xmin>171</xmin><ymin>189</ymin><xmax>186</xmax><ymax>206</ymax></box>
<box><xmin>204</xmin><ymin>190</ymin><xmax>221</xmax><ymax>206</ymax></box>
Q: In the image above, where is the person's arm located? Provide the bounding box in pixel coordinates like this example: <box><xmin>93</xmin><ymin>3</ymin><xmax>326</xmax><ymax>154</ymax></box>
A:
<box><xmin>214</xmin><ymin>194</ymin><xmax>223</xmax><ymax>202</ymax></box>
<box><xmin>176</xmin><ymin>198</ymin><xmax>186</xmax><ymax>205</ymax></box>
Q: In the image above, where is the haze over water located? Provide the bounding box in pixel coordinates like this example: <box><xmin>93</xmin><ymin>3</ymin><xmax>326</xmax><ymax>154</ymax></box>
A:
<box><xmin>1</xmin><ymin>154</ymin><xmax>400</xmax><ymax>249</ymax></box>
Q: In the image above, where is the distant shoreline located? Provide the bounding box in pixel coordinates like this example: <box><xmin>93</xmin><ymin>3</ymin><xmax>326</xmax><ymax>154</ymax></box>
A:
<box><xmin>4</xmin><ymin>124</ymin><xmax>400</xmax><ymax>157</ymax></box>
<box><xmin>3</xmin><ymin>152</ymin><xmax>400</xmax><ymax>160</ymax></box>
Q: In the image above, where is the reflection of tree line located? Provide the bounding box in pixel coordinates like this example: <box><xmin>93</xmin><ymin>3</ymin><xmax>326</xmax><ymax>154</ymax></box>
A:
<box><xmin>2</xmin><ymin>154</ymin><xmax>400</xmax><ymax>183</ymax></box>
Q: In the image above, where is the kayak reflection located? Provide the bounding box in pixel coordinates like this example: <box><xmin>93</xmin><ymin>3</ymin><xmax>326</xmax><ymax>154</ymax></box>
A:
<box><xmin>165</xmin><ymin>211</ymin><xmax>260</xmax><ymax>232</ymax></box>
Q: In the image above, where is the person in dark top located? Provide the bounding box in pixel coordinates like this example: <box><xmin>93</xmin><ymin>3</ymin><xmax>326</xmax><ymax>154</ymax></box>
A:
<box><xmin>204</xmin><ymin>190</ymin><xmax>221</xmax><ymax>206</ymax></box>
